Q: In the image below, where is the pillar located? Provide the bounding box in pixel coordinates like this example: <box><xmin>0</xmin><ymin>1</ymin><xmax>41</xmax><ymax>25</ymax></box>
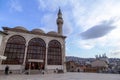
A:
<box><xmin>62</xmin><ymin>40</ymin><xmax>66</xmax><ymax>72</ymax></box>
<box><xmin>22</xmin><ymin>42</ymin><xmax>28</xmax><ymax>69</ymax></box>
<box><xmin>45</xmin><ymin>44</ymin><xmax>48</xmax><ymax>71</ymax></box>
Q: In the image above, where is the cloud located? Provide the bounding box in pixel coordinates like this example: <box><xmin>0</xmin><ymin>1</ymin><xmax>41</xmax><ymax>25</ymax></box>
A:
<box><xmin>70</xmin><ymin>0</ymin><xmax>120</xmax><ymax>32</ymax></box>
<box><xmin>63</xmin><ymin>12</ymin><xmax>73</xmax><ymax>36</ymax></box>
<box><xmin>76</xmin><ymin>39</ymin><xmax>97</xmax><ymax>50</ymax></box>
<box><xmin>110</xmin><ymin>50</ymin><xmax>120</xmax><ymax>58</ymax></box>
<box><xmin>40</xmin><ymin>13</ymin><xmax>57</xmax><ymax>33</ymax></box>
<box><xmin>37</xmin><ymin>0</ymin><xmax>62</xmax><ymax>12</ymax></box>
<box><xmin>9</xmin><ymin>0</ymin><xmax>23</xmax><ymax>12</ymax></box>
<box><xmin>63</xmin><ymin>22</ymin><xmax>73</xmax><ymax>36</ymax></box>
<box><xmin>80</xmin><ymin>19</ymin><xmax>116</xmax><ymax>39</ymax></box>
<box><xmin>79</xmin><ymin>42</ymin><xmax>94</xmax><ymax>49</ymax></box>
<box><xmin>37</xmin><ymin>0</ymin><xmax>46</xmax><ymax>11</ymax></box>
<box><xmin>37</xmin><ymin>0</ymin><xmax>73</xmax><ymax>12</ymax></box>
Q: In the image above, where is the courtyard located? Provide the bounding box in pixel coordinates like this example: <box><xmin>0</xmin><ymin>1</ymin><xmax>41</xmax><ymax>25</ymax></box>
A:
<box><xmin>0</xmin><ymin>72</ymin><xmax>120</xmax><ymax>80</ymax></box>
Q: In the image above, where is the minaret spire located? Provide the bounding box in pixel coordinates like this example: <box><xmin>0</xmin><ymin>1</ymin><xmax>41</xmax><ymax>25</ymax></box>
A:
<box><xmin>58</xmin><ymin>8</ymin><xmax>62</xmax><ymax>15</ymax></box>
<box><xmin>56</xmin><ymin>8</ymin><xmax>63</xmax><ymax>35</ymax></box>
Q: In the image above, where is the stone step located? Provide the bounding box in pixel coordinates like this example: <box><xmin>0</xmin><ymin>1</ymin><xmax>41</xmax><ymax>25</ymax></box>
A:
<box><xmin>23</xmin><ymin>70</ymin><xmax>45</xmax><ymax>74</ymax></box>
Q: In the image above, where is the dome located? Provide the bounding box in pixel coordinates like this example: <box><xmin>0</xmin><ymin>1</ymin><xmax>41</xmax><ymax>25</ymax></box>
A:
<box><xmin>47</xmin><ymin>31</ymin><xmax>58</xmax><ymax>35</ymax></box>
<box><xmin>31</xmin><ymin>29</ymin><xmax>45</xmax><ymax>34</ymax></box>
<box><xmin>14</xmin><ymin>26</ymin><xmax>28</xmax><ymax>31</ymax></box>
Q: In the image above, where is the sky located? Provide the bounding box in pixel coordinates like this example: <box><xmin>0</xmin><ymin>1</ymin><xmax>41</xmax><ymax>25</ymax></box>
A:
<box><xmin>0</xmin><ymin>0</ymin><xmax>120</xmax><ymax>58</ymax></box>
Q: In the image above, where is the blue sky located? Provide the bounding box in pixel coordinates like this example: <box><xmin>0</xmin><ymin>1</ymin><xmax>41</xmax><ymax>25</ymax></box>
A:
<box><xmin>0</xmin><ymin>0</ymin><xmax>120</xmax><ymax>58</ymax></box>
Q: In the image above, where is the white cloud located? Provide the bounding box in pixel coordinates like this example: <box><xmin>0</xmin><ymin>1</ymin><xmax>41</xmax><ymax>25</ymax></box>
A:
<box><xmin>40</xmin><ymin>13</ymin><xmax>57</xmax><ymax>33</ymax></box>
<box><xmin>37</xmin><ymin>0</ymin><xmax>46</xmax><ymax>11</ymax></box>
<box><xmin>76</xmin><ymin>20</ymin><xmax>120</xmax><ymax>51</ymax></box>
<box><xmin>77</xmin><ymin>40</ymin><xmax>95</xmax><ymax>49</ymax></box>
<box><xmin>80</xmin><ymin>19</ymin><xmax>116</xmax><ymax>39</ymax></box>
<box><xmin>37</xmin><ymin>0</ymin><xmax>74</xmax><ymax>12</ymax></box>
<box><xmin>63</xmin><ymin>12</ymin><xmax>73</xmax><ymax>36</ymax></box>
<box><xmin>9</xmin><ymin>0</ymin><xmax>23</xmax><ymax>12</ymax></box>
<box><xmin>37</xmin><ymin>0</ymin><xmax>64</xmax><ymax>12</ymax></box>
<box><xmin>110</xmin><ymin>50</ymin><xmax>120</xmax><ymax>58</ymax></box>
<box><xmin>96</xmin><ymin>19</ymin><xmax>120</xmax><ymax>49</ymax></box>
<box><xmin>70</xmin><ymin>0</ymin><xmax>120</xmax><ymax>31</ymax></box>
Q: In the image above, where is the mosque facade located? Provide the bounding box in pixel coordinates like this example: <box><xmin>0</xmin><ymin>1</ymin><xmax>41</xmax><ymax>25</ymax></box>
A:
<box><xmin>0</xmin><ymin>9</ymin><xmax>66</xmax><ymax>73</ymax></box>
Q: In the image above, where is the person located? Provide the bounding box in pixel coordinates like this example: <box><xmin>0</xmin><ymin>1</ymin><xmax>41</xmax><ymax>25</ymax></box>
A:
<box><xmin>5</xmin><ymin>65</ymin><xmax>9</xmax><ymax>75</ymax></box>
<box><xmin>32</xmin><ymin>63</ymin><xmax>35</xmax><ymax>69</ymax></box>
<box><xmin>40</xmin><ymin>64</ymin><xmax>44</xmax><ymax>74</ymax></box>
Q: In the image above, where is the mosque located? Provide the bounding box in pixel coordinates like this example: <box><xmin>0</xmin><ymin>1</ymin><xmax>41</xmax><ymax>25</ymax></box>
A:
<box><xmin>0</xmin><ymin>9</ymin><xmax>66</xmax><ymax>73</ymax></box>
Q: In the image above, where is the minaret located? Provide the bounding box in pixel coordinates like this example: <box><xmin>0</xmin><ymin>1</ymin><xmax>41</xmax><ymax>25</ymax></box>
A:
<box><xmin>56</xmin><ymin>8</ymin><xmax>63</xmax><ymax>35</ymax></box>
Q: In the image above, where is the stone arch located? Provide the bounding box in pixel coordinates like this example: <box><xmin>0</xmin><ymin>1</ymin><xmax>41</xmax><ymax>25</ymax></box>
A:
<box><xmin>47</xmin><ymin>40</ymin><xmax>62</xmax><ymax>65</ymax></box>
<box><xmin>26</xmin><ymin>38</ymin><xmax>46</xmax><ymax>69</ymax></box>
<box><xmin>2</xmin><ymin>35</ymin><xmax>26</xmax><ymax>64</ymax></box>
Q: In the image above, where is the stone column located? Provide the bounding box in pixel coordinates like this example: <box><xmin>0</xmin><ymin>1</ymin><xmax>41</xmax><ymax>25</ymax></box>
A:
<box><xmin>45</xmin><ymin>44</ymin><xmax>48</xmax><ymax>71</ymax></box>
<box><xmin>62</xmin><ymin>40</ymin><xmax>66</xmax><ymax>72</ymax></box>
<box><xmin>21</xmin><ymin>41</ymin><xmax>29</xmax><ymax>73</ymax></box>
<box><xmin>23</xmin><ymin>42</ymin><xmax>28</xmax><ymax>66</ymax></box>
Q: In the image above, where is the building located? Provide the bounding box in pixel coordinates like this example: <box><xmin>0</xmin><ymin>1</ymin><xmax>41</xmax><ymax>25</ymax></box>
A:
<box><xmin>95</xmin><ymin>53</ymin><xmax>109</xmax><ymax>64</ymax></box>
<box><xmin>66</xmin><ymin>61</ymin><xmax>77</xmax><ymax>72</ymax></box>
<box><xmin>91</xmin><ymin>60</ymin><xmax>108</xmax><ymax>72</ymax></box>
<box><xmin>66</xmin><ymin>61</ymin><xmax>86</xmax><ymax>72</ymax></box>
<box><xmin>0</xmin><ymin>9</ymin><xmax>66</xmax><ymax>73</ymax></box>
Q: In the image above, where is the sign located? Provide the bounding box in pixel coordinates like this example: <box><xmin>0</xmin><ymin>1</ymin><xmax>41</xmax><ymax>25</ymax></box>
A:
<box><xmin>28</xmin><ymin>59</ymin><xmax>43</xmax><ymax>62</ymax></box>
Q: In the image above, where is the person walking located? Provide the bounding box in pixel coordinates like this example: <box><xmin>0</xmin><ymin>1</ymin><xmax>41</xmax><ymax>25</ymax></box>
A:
<box><xmin>5</xmin><ymin>65</ymin><xmax>9</xmax><ymax>75</ymax></box>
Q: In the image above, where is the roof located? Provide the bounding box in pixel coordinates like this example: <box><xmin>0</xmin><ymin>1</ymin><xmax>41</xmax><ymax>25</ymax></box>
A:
<box><xmin>0</xmin><ymin>31</ymin><xmax>8</xmax><ymax>35</ymax></box>
<box><xmin>2</xmin><ymin>26</ymin><xmax>66</xmax><ymax>38</ymax></box>
<box><xmin>91</xmin><ymin>60</ymin><xmax>108</xmax><ymax>68</ymax></box>
<box><xmin>31</xmin><ymin>29</ymin><xmax>45</xmax><ymax>34</ymax></box>
<box><xmin>14</xmin><ymin>26</ymin><xmax>28</xmax><ymax>31</ymax></box>
<box><xmin>47</xmin><ymin>31</ymin><xmax>59</xmax><ymax>35</ymax></box>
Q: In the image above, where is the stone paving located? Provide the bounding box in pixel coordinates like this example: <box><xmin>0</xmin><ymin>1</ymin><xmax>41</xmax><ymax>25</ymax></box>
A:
<box><xmin>0</xmin><ymin>72</ymin><xmax>120</xmax><ymax>80</ymax></box>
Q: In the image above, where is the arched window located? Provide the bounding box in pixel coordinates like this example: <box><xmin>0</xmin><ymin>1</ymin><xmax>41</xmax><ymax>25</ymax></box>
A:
<box><xmin>47</xmin><ymin>40</ymin><xmax>62</xmax><ymax>65</ymax></box>
<box><xmin>26</xmin><ymin>38</ymin><xmax>46</xmax><ymax>62</ymax></box>
<box><xmin>2</xmin><ymin>35</ymin><xmax>26</xmax><ymax>64</ymax></box>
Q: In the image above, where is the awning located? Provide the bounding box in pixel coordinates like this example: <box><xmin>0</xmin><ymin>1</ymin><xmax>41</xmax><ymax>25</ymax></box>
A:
<box><xmin>0</xmin><ymin>55</ymin><xmax>7</xmax><ymax>60</ymax></box>
<box><xmin>28</xmin><ymin>59</ymin><xmax>43</xmax><ymax>62</ymax></box>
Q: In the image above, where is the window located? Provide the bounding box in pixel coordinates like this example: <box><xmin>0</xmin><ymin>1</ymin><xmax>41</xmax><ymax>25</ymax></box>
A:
<box><xmin>26</xmin><ymin>38</ymin><xmax>46</xmax><ymax>63</ymax></box>
<box><xmin>2</xmin><ymin>35</ymin><xmax>26</xmax><ymax>64</ymax></box>
<box><xmin>47</xmin><ymin>40</ymin><xmax>62</xmax><ymax>65</ymax></box>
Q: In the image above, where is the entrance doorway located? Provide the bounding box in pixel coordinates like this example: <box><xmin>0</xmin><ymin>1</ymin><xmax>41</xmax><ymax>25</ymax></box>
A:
<box><xmin>31</xmin><ymin>62</ymin><xmax>40</xmax><ymax>69</ymax></box>
<box><xmin>25</xmin><ymin>62</ymin><xmax>44</xmax><ymax>70</ymax></box>
<box><xmin>25</xmin><ymin>59</ymin><xmax>44</xmax><ymax>70</ymax></box>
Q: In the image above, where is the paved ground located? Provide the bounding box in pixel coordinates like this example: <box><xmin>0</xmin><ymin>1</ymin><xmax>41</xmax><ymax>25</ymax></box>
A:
<box><xmin>0</xmin><ymin>72</ymin><xmax>120</xmax><ymax>80</ymax></box>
